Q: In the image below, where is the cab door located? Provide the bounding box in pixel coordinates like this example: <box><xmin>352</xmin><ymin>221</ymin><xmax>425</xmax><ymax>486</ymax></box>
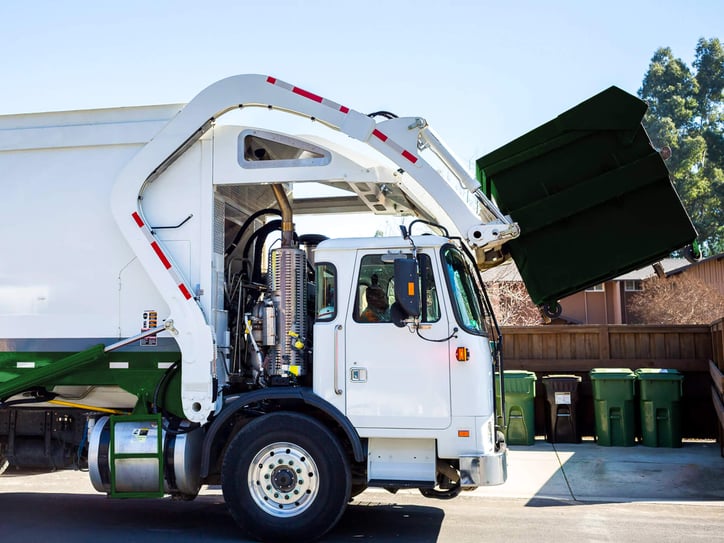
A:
<box><xmin>344</xmin><ymin>251</ymin><xmax>451</xmax><ymax>430</ymax></box>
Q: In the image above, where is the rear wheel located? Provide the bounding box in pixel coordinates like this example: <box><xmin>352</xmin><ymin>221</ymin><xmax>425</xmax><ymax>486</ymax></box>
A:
<box><xmin>222</xmin><ymin>412</ymin><xmax>351</xmax><ymax>543</ymax></box>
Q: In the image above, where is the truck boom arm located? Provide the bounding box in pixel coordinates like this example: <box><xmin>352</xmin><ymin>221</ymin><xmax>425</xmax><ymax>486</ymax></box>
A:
<box><xmin>111</xmin><ymin>74</ymin><xmax>518</xmax><ymax>422</ymax></box>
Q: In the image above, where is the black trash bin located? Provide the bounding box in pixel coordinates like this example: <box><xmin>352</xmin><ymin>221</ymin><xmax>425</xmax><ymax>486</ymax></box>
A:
<box><xmin>542</xmin><ymin>374</ymin><xmax>582</xmax><ymax>443</ymax></box>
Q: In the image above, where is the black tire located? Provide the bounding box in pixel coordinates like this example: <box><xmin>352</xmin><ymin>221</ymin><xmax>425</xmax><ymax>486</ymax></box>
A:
<box><xmin>221</xmin><ymin>412</ymin><xmax>351</xmax><ymax>543</ymax></box>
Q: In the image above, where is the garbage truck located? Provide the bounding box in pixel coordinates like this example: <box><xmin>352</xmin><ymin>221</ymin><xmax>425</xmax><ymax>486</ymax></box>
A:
<box><xmin>0</xmin><ymin>75</ymin><xmax>695</xmax><ymax>542</ymax></box>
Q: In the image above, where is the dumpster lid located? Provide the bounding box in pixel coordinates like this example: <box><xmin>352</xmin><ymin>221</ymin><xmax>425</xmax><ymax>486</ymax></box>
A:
<box><xmin>590</xmin><ymin>368</ymin><xmax>635</xmax><ymax>379</ymax></box>
<box><xmin>476</xmin><ymin>86</ymin><xmax>697</xmax><ymax>307</ymax></box>
<box><xmin>635</xmin><ymin>368</ymin><xmax>683</xmax><ymax>380</ymax></box>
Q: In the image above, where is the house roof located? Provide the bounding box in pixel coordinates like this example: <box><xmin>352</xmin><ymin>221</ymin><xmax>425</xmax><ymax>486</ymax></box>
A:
<box><xmin>665</xmin><ymin>252</ymin><xmax>724</xmax><ymax>277</ymax></box>
<box><xmin>481</xmin><ymin>257</ymin><xmax>690</xmax><ymax>283</ymax></box>
<box><xmin>615</xmin><ymin>257</ymin><xmax>689</xmax><ymax>280</ymax></box>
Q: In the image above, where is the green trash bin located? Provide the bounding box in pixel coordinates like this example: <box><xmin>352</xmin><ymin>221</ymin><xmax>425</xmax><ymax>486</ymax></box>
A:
<box><xmin>496</xmin><ymin>371</ymin><xmax>537</xmax><ymax>445</ymax></box>
<box><xmin>589</xmin><ymin>368</ymin><xmax>636</xmax><ymax>446</ymax></box>
<box><xmin>636</xmin><ymin>369</ymin><xmax>684</xmax><ymax>447</ymax></box>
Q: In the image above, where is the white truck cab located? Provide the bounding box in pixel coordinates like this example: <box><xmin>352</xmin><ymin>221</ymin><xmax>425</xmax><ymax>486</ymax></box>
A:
<box><xmin>313</xmin><ymin>235</ymin><xmax>505</xmax><ymax>489</ymax></box>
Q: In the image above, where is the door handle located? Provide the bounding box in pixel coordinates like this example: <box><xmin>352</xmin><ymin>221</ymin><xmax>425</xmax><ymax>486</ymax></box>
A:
<box><xmin>334</xmin><ymin>324</ymin><xmax>343</xmax><ymax>395</ymax></box>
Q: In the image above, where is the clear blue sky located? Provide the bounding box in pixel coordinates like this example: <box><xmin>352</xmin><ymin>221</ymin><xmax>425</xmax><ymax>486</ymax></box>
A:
<box><xmin>2</xmin><ymin>0</ymin><xmax>721</xmax><ymax>171</ymax></box>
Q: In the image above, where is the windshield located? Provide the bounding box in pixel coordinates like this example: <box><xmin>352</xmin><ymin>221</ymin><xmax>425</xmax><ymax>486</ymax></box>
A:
<box><xmin>441</xmin><ymin>245</ymin><xmax>487</xmax><ymax>335</ymax></box>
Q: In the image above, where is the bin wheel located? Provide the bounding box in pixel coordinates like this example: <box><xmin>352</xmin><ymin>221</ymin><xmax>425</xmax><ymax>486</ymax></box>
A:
<box><xmin>541</xmin><ymin>302</ymin><xmax>562</xmax><ymax>319</ymax></box>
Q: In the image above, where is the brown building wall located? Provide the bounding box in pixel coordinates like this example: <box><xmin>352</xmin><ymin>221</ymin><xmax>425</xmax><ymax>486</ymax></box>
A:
<box><xmin>669</xmin><ymin>255</ymin><xmax>724</xmax><ymax>297</ymax></box>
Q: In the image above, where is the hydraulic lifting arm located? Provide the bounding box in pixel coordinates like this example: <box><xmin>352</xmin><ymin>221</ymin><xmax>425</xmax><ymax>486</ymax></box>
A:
<box><xmin>111</xmin><ymin>74</ymin><xmax>519</xmax><ymax>422</ymax></box>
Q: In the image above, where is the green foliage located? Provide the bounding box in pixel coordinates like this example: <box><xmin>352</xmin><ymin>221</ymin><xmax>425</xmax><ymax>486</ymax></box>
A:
<box><xmin>639</xmin><ymin>38</ymin><xmax>724</xmax><ymax>255</ymax></box>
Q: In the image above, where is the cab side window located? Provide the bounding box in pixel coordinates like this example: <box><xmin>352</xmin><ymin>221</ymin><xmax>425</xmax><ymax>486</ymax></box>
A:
<box><xmin>354</xmin><ymin>254</ymin><xmax>439</xmax><ymax>324</ymax></box>
<box><xmin>315</xmin><ymin>262</ymin><xmax>337</xmax><ymax>321</ymax></box>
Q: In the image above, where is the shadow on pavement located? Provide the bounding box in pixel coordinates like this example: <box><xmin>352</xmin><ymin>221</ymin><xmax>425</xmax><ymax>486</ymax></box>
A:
<box><xmin>0</xmin><ymin>491</ymin><xmax>444</xmax><ymax>543</ymax></box>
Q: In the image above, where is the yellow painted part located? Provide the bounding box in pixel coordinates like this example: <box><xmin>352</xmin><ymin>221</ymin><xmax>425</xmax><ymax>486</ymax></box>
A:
<box><xmin>48</xmin><ymin>399</ymin><xmax>128</xmax><ymax>415</ymax></box>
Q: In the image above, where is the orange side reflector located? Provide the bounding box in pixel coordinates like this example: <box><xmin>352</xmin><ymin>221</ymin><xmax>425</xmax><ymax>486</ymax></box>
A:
<box><xmin>407</xmin><ymin>282</ymin><xmax>415</xmax><ymax>296</ymax></box>
<box><xmin>458</xmin><ymin>430</ymin><xmax>470</xmax><ymax>438</ymax></box>
<box><xmin>455</xmin><ymin>347</ymin><xmax>469</xmax><ymax>361</ymax></box>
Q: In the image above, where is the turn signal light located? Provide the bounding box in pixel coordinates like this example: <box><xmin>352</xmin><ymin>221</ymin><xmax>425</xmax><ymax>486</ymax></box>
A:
<box><xmin>458</xmin><ymin>430</ymin><xmax>470</xmax><ymax>438</ymax></box>
<box><xmin>455</xmin><ymin>347</ymin><xmax>469</xmax><ymax>361</ymax></box>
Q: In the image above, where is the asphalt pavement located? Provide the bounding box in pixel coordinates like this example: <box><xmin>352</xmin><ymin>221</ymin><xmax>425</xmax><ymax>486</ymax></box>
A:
<box><xmin>2</xmin><ymin>440</ymin><xmax>723</xmax><ymax>542</ymax></box>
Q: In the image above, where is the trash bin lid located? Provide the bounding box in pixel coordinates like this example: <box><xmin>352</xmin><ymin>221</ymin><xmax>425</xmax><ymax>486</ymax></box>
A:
<box><xmin>475</xmin><ymin>86</ymin><xmax>696</xmax><ymax>307</ymax></box>
<box><xmin>590</xmin><ymin>368</ymin><xmax>635</xmax><ymax>380</ymax></box>
<box><xmin>501</xmin><ymin>370</ymin><xmax>537</xmax><ymax>380</ymax></box>
<box><xmin>542</xmin><ymin>374</ymin><xmax>582</xmax><ymax>382</ymax></box>
<box><xmin>635</xmin><ymin>368</ymin><xmax>683</xmax><ymax>380</ymax></box>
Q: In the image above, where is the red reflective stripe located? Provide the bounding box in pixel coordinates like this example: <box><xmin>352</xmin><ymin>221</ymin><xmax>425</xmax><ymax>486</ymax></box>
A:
<box><xmin>292</xmin><ymin>86</ymin><xmax>323</xmax><ymax>104</ymax></box>
<box><xmin>372</xmin><ymin>129</ymin><xmax>387</xmax><ymax>142</ymax></box>
<box><xmin>131</xmin><ymin>212</ymin><xmax>144</xmax><ymax>227</ymax></box>
<box><xmin>150</xmin><ymin>241</ymin><xmax>172</xmax><ymax>269</ymax></box>
<box><xmin>266</xmin><ymin>76</ymin><xmax>277</xmax><ymax>84</ymax></box>
<box><xmin>178</xmin><ymin>283</ymin><xmax>192</xmax><ymax>300</ymax></box>
<box><xmin>402</xmin><ymin>150</ymin><xmax>418</xmax><ymax>164</ymax></box>
<box><xmin>339</xmin><ymin>105</ymin><xmax>350</xmax><ymax>114</ymax></box>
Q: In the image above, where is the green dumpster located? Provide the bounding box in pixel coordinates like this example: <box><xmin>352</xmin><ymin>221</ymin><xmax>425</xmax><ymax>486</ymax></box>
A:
<box><xmin>636</xmin><ymin>369</ymin><xmax>684</xmax><ymax>447</ymax></box>
<box><xmin>589</xmin><ymin>368</ymin><xmax>636</xmax><ymax>446</ymax></box>
<box><xmin>496</xmin><ymin>371</ymin><xmax>537</xmax><ymax>445</ymax></box>
<box><xmin>475</xmin><ymin>86</ymin><xmax>696</xmax><ymax>309</ymax></box>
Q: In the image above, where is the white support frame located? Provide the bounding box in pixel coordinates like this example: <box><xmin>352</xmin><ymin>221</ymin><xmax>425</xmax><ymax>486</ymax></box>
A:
<box><xmin>111</xmin><ymin>74</ymin><xmax>517</xmax><ymax>422</ymax></box>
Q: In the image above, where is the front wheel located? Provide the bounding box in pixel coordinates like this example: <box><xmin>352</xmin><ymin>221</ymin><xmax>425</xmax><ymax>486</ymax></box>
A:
<box><xmin>222</xmin><ymin>412</ymin><xmax>351</xmax><ymax>543</ymax></box>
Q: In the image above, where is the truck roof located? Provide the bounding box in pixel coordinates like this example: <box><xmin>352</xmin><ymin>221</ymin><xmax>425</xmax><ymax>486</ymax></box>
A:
<box><xmin>0</xmin><ymin>104</ymin><xmax>183</xmax><ymax>151</ymax></box>
<box><xmin>315</xmin><ymin>234</ymin><xmax>451</xmax><ymax>252</ymax></box>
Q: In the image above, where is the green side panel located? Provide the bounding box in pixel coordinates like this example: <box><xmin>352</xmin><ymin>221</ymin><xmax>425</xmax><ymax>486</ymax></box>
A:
<box><xmin>476</xmin><ymin>86</ymin><xmax>697</xmax><ymax>306</ymax></box>
<box><xmin>0</xmin><ymin>344</ymin><xmax>106</xmax><ymax>400</ymax></box>
<box><xmin>0</xmin><ymin>349</ymin><xmax>184</xmax><ymax>418</ymax></box>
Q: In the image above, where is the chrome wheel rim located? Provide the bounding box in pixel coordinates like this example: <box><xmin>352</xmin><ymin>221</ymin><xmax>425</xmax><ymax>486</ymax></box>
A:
<box><xmin>248</xmin><ymin>441</ymin><xmax>319</xmax><ymax>517</ymax></box>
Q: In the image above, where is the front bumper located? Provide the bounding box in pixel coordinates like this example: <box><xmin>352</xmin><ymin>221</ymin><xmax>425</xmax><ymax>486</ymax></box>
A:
<box><xmin>459</xmin><ymin>444</ymin><xmax>507</xmax><ymax>487</ymax></box>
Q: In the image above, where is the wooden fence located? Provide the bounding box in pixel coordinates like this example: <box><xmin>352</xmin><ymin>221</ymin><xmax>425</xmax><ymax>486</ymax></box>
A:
<box><xmin>710</xmin><ymin>319</ymin><xmax>724</xmax><ymax>454</ymax></box>
<box><xmin>499</xmin><ymin>322</ymin><xmax>718</xmax><ymax>440</ymax></box>
<box><xmin>501</xmin><ymin>324</ymin><xmax>712</xmax><ymax>372</ymax></box>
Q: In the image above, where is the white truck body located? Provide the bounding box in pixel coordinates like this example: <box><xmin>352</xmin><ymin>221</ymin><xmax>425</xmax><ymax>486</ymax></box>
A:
<box><xmin>0</xmin><ymin>75</ymin><xmax>515</xmax><ymax>542</ymax></box>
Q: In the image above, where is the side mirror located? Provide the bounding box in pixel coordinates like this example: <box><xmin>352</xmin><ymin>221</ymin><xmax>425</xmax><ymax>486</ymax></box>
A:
<box><xmin>393</xmin><ymin>258</ymin><xmax>420</xmax><ymax>324</ymax></box>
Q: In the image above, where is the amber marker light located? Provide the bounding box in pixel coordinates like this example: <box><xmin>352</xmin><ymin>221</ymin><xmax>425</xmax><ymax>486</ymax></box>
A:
<box><xmin>455</xmin><ymin>347</ymin><xmax>469</xmax><ymax>361</ymax></box>
<box><xmin>458</xmin><ymin>430</ymin><xmax>470</xmax><ymax>438</ymax></box>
